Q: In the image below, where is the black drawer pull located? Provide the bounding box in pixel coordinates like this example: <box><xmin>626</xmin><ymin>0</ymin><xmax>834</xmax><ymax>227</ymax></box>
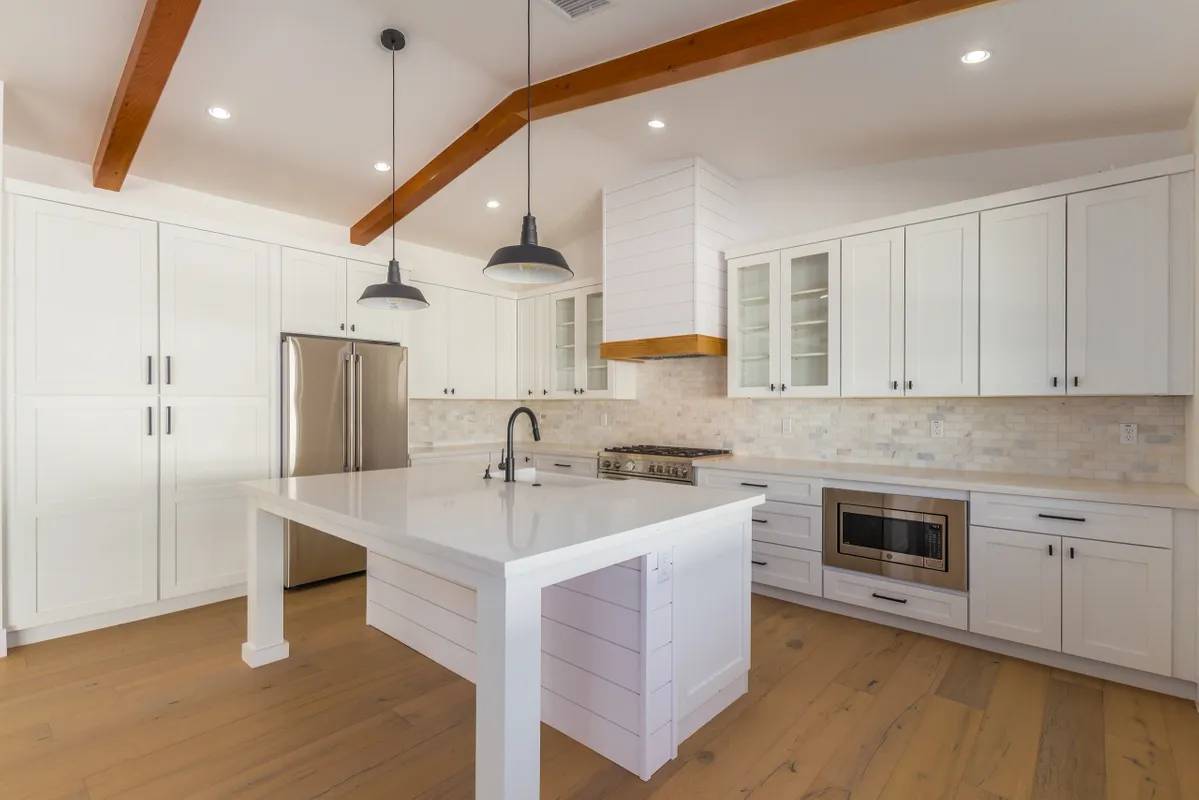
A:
<box><xmin>1069</xmin><ymin>546</ymin><xmax>1076</xmax><ymax>559</ymax></box>
<box><xmin>1048</xmin><ymin>544</ymin><xmax>1054</xmax><ymax>556</ymax></box>
<box><xmin>1037</xmin><ymin>513</ymin><xmax>1086</xmax><ymax>523</ymax></box>
<box><xmin>740</xmin><ymin>482</ymin><xmax>768</xmax><ymax>488</ymax></box>
<box><xmin>553</xmin><ymin>463</ymin><xmax>572</xmax><ymax>468</ymax></box>
<box><xmin>871</xmin><ymin>592</ymin><xmax>908</xmax><ymax>605</ymax></box>
<box><xmin>751</xmin><ymin>560</ymin><xmax>767</xmax><ymax>566</ymax></box>
<box><xmin>752</xmin><ymin>518</ymin><xmax>767</xmax><ymax>524</ymax></box>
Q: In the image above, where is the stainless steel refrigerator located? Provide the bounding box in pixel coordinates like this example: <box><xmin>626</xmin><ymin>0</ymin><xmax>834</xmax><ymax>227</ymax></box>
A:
<box><xmin>282</xmin><ymin>335</ymin><xmax>409</xmax><ymax>587</ymax></box>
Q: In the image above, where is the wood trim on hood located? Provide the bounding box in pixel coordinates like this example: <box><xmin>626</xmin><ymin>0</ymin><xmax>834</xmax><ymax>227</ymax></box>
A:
<box><xmin>600</xmin><ymin>335</ymin><xmax>727</xmax><ymax>361</ymax></box>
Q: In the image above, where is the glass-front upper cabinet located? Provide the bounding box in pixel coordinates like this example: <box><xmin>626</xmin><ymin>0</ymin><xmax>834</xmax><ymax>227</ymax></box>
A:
<box><xmin>551</xmin><ymin>293</ymin><xmax>576</xmax><ymax>395</ymax></box>
<box><xmin>584</xmin><ymin>291</ymin><xmax>608</xmax><ymax>392</ymax></box>
<box><xmin>547</xmin><ymin>287</ymin><xmax>616</xmax><ymax>398</ymax></box>
<box><xmin>727</xmin><ymin>242</ymin><xmax>841</xmax><ymax>398</ymax></box>
<box><xmin>727</xmin><ymin>252</ymin><xmax>780</xmax><ymax>397</ymax></box>
<box><xmin>781</xmin><ymin>241</ymin><xmax>841</xmax><ymax>396</ymax></box>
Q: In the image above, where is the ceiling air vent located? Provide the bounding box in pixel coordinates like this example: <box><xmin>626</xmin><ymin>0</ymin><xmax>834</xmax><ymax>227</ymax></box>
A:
<box><xmin>545</xmin><ymin>0</ymin><xmax>611</xmax><ymax>20</ymax></box>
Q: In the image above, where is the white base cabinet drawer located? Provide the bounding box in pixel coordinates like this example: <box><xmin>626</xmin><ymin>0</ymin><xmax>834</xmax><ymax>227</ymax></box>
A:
<box><xmin>752</xmin><ymin>501</ymin><xmax>821</xmax><ymax>551</ymax></box>
<box><xmin>823</xmin><ymin>567</ymin><xmax>968</xmax><ymax>630</ymax></box>
<box><xmin>533</xmin><ymin>455</ymin><xmax>598</xmax><ymax>477</ymax></box>
<box><xmin>971</xmin><ymin>492</ymin><xmax>1171</xmax><ymax>548</ymax></box>
<box><xmin>696</xmin><ymin>469</ymin><xmax>820</xmax><ymax>505</ymax></box>
<box><xmin>751</xmin><ymin>542</ymin><xmax>821</xmax><ymax>596</ymax></box>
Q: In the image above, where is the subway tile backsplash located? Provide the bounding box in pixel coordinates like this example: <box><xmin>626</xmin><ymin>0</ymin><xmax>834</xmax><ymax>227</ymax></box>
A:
<box><xmin>411</xmin><ymin>358</ymin><xmax>1185</xmax><ymax>483</ymax></box>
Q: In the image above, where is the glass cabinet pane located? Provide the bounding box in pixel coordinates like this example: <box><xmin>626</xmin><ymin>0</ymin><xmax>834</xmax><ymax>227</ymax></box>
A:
<box><xmin>553</xmin><ymin>296</ymin><xmax>575</xmax><ymax>393</ymax></box>
<box><xmin>788</xmin><ymin>252</ymin><xmax>830</xmax><ymax>387</ymax></box>
<box><xmin>737</xmin><ymin>263</ymin><xmax>772</xmax><ymax>389</ymax></box>
<box><xmin>585</xmin><ymin>292</ymin><xmax>607</xmax><ymax>391</ymax></box>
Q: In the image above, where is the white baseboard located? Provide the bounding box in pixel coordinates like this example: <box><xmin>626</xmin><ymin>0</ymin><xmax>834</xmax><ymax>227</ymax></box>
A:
<box><xmin>753</xmin><ymin>583</ymin><xmax>1198</xmax><ymax>701</ymax></box>
<box><xmin>6</xmin><ymin>584</ymin><xmax>246</xmax><ymax>648</ymax></box>
<box><xmin>0</xmin><ymin>627</ymin><xmax>6</xmax><ymax>658</ymax></box>
<box><xmin>242</xmin><ymin>640</ymin><xmax>290</xmax><ymax>668</ymax></box>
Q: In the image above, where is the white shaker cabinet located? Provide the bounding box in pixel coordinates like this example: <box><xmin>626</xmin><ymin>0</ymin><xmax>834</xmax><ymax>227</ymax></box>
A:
<box><xmin>496</xmin><ymin>297</ymin><xmax>518</xmax><ymax>400</ymax></box>
<box><xmin>969</xmin><ymin>526</ymin><xmax>1062</xmax><ymax>651</ymax></box>
<box><xmin>159</xmin><ymin>225</ymin><xmax>273</xmax><ymax>397</ymax></box>
<box><xmin>346</xmin><ymin>260</ymin><xmax>405</xmax><ymax>344</ymax></box>
<box><xmin>406</xmin><ymin>281</ymin><xmax>450</xmax><ymax>398</ymax></box>
<box><xmin>903</xmin><ymin>214</ymin><xmax>979</xmax><ymax>397</ymax></box>
<box><xmin>1061</xmin><ymin>537</ymin><xmax>1172</xmax><ymax>675</ymax></box>
<box><xmin>1066</xmin><ymin>177</ymin><xmax>1170</xmax><ymax>395</ymax></box>
<box><xmin>159</xmin><ymin>397</ymin><xmax>271</xmax><ymax>598</ymax></box>
<box><xmin>13</xmin><ymin>197</ymin><xmax>158</xmax><ymax>396</ymax></box>
<box><xmin>516</xmin><ymin>295</ymin><xmax>545</xmax><ymax>399</ymax></box>
<box><xmin>447</xmin><ymin>288</ymin><xmax>497</xmax><ymax>400</ymax></box>
<box><xmin>281</xmin><ymin>248</ymin><xmax>347</xmax><ymax>337</ymax></box>
<box><xmin>10</xmin><ymin>396</ymin><xmax>160</xmax><ymax>627</ymax></box>
<box><xmin>841</xmin><ymin>229</ymin><xmax>905</xmax><ymax>397</ymax></box>
<box><xmin>979</xmin><ymin>198</ymin><xmax>1067</xmax><ymax>396</ymax></box>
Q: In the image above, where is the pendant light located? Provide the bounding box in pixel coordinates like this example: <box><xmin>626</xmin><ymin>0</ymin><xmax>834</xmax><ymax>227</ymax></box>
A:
<box><xmin>358</xmin><ymin>28</ymin><xmax>429</xmax><ymax>311</ymax></box>
<box><xmin>483</xmin><ymin>0</ymin><xmax>573</xmax><ymax>285</ymax></box>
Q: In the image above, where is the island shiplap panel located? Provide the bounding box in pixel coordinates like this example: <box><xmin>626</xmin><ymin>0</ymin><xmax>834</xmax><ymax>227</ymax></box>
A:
<box><xmin>603</xmin><ymin>158</ymin><xmax>739</xmax><ymax>343</ymax></box>
<box><xmin>365</xmin><ymin>552</ymin><xmax>675</xmax><ymax>778</ymax></box>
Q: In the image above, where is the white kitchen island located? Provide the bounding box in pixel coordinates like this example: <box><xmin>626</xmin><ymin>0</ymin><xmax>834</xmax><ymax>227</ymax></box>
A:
<box><xmin>239</xmin><ymin>463</ymin><xmax>763</xmax><ymax>799</ymax></box>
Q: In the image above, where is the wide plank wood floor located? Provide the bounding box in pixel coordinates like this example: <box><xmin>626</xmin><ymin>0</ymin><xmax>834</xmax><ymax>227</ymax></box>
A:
<box><xmin>2</xmin><ymin>575</ymin><xmax>1197</xmax><ymax>799</ymax></box>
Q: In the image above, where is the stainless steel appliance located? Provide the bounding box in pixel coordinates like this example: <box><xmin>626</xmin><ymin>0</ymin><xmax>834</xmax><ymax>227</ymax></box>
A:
<box><xmin>282</xmin><ymin>335</ymin><xmax>409</xmax><ymax>587</ymax></box>
<box><xmin>822</xmin><ymin>487</ymin><xmax>968</xmax><ymax>591</ymax></box>
<box><xmin>599</xmin><ymin>445</ymin><xmax>731</xmax><ymax>484</ymax></box>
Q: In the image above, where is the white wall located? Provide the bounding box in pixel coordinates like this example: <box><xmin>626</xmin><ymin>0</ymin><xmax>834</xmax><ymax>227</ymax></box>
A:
<box><xmin>738</xmin><ymin>131</ymin><xmax>1188</xmax><ymax>245</ymax></box>
<box><xmin>1</xmin><ymin>145</ymin><xmax>511</xmax><ymax>297</ymax></box>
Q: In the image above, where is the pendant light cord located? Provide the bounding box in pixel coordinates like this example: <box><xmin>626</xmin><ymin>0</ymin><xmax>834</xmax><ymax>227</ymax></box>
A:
<box><xmin>526</xmin><ymin>0</ymin><xmax>532</xmax><ymax>217</ymax></box>
<box><xmin>391</xmin><ymin>42</ymin><xmax>397</xmax><ymax>264</ymax></box>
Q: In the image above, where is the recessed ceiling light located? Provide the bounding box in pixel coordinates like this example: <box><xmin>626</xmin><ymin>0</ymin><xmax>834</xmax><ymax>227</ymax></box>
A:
<box><xmin>486</xmin><ymin>199</ymin><xmax>502</xmax><ymax>209</ymax></box>
<box><xmin>206</xmin><ymin>106</ymin><xmax>232</xmax><ymax>120</ymax></box>
<box><xmin>960</xmin><ymin>49</ymin><xmax>991</xmax><ymax>65</ymax></box>
<box><xmin>647</xmin><ymin>119</ymin><xmax>666</xmax><ymax>129</ymax></box>
<box><xmin>374</xmin><ymin>161</ymin><xmax>391</xmax><ymax>172</ymax></box>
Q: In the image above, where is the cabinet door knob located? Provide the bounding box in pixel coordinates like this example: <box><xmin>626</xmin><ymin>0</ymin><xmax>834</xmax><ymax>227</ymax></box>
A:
<box><xmin>1052</xmin><ymin>376</ymin><xmax>1059</xmax><ymax>388</ymax></box>
<box><xmin>891</xmin><ymin>380</ymin><xmax>898</xmax><ymax>390</ymax></box>
<box><xmin>350</xmin><ymin>324</ymin><xmax>356</xmax><ymax>333</ymax></box>
<box><xmin>443</xmin><ymin>388</ymin><xmax>448</xmax><ymax>395</ymax></box>
<box><xmin>1073</xmin><ymin>376</ymin><xmax>1079</xmax><ymax>387</ymax></box>
<box><xmin>339</xmin><ymin>323</ymin><xmax>345</xmax><ymax>331</ymax></box>
<box><xmin>907</xmin><ymin>380</ymin><xmax>913</xmax><ymax>390</ymax></box>
<box><xmin>1069</xmin><ymin>546</ymin><xmax>1076</xmax><ymax>559</ymax></box>
<box><xmin>769</xmin><ymin>383</ymin><xmax>776</xmax><ymax>392</ymax></box>
<box><xmin>527</xmin><ymin>390</ymin><xmax>533</xmax><ymax>396</ymax></box>
<box><xmin>450</xmin><ymin>388</ymin><xmax>455</xmax><ymax>395</ymax></box>
<box><xmin>1048</xmin><ymin>543</ymin><xmax>1054</xmax><ymax>556</ymax></box>
<box><xmin>543</xmin><ymin>389</ymin><xmax>548</xmax><ymax>396</ymax></box>
<box><xmin>779</xmin><ymin>383</ymin><xmax>787</xmax><ymax>392</ymax></box>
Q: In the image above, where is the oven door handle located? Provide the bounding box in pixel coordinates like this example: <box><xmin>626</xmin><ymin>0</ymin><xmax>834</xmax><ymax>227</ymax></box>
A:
<box><xmin>871</xmin><ymin>592</ymin><xmax>908</xmax><ymax>605</ymax></box>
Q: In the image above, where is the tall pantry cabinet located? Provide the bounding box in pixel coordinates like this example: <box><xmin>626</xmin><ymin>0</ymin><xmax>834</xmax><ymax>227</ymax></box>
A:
<box><xmin>7</xmin><ymin>197</ymin><xmax>274</xmax><ymax>629</ymax></box>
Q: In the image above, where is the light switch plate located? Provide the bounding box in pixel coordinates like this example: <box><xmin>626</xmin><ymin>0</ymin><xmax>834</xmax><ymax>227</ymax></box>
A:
<box><xmin>930</xmin><ymin>419</ymin><xmax>945</xmax><ymax>438</ymax></box>
<box><xmin>1120</xmin><ymin>423</ymin><xmax>1137</xmax><ymax>445</ymax></box>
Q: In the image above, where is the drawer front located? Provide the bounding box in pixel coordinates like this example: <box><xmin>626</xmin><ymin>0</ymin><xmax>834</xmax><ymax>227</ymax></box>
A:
<box><xmin>823</xmin><ymin>567</ymin><xmax>968</xmax><ymax>630</ymax></box>
<box><xmin>752</xmin><ymin>501</ymin><xmax>821</xmax><ymax>551</ymax></box>
<box><xmin>971</xmin><ymin>492</ymin><xmax>1172</xmax><ymax>548</ymax></box>
<box><xmin>534</xmin><ymin>455</ymin><xmax>598</xmax><ymax>477</ymax></box>
<box><xmin>751</xmin><ymin>542</ymin><xmax>822</xmax><ymax>597</ymax></box>
<box><xmin>697</xmin><ymin>469</ymin><xmax>820</xmax><ymax>505</ymax></box>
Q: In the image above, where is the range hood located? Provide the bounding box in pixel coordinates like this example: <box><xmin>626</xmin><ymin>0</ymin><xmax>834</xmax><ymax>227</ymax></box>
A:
<box><xmin>600</xmin><ymin>158</ymin><xmax>740</xmax><ymax>361</ymax></box>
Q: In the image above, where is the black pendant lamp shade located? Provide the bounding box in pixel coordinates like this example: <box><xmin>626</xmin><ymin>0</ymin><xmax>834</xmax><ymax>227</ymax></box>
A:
<box><xmin>358</xmin><ymin>28</ymin><xmax>428</xmax><ymax>312</ymax></box>
<box><xmin>484</xmin><ymin>0</ymin><xmax>573</xmax><ymax>285</ymax></box>
<box><xmin>484</xmin><ymin>214</ymin><xmax>572</xmax><ymax>284</ymax></box>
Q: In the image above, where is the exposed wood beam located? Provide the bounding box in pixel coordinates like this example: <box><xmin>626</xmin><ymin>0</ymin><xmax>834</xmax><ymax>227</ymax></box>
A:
<box><xmin>350</xmin><ymin>0</ymin><xmax>997</xmax><ymax>245</ymax></box>
<box><xmin>92</xmin><ymin>0</ymin><xmax>202</xmax><ymax>191</ymax></box>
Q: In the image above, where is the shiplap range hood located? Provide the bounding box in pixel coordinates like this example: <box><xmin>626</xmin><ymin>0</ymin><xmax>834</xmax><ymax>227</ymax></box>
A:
<box><xmin>601</xmin><ymin>158</ymin><xmax>740</xmax><ymax>360</ymax></box>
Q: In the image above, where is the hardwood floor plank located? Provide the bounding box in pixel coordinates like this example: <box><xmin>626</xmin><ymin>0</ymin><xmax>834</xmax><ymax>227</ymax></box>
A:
<box><xmin>1161</xmin><ymin>695</ymin><xmax>1199</xmax><ymax>798</ymax></box>
<box><xmin>833</xmin><ymin>624</ymin><xmax>918</xmax><ymax>695</ymax></box>
<box><xmin>1031</xmin><ymin>677</ymin><xmax>1106</xmax><ymax>800</ymax></box>
<box><xmin>937</xmin><ymin>646</ymin><xmax>1003</xmax><ymax>711</ymax></box>
<box><xmin>959</xmin><ymin>657</ymin><xmax>1051</xmax><ymax>800</ymax></box>
<box><xmin>879</xmin><ymin>694</ymin><xmax>983</xmax><ymax>800</ymax></box>
<box><xmin>1103</xmin><ymin>683</ymin><xmax>1181</xmax><ymax>800</ymax></box>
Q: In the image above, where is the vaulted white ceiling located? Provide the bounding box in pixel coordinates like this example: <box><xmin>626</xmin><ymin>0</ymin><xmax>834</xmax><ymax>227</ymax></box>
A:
<box><xmin>1</xmin><ymin>0</ymin><xmax>1197</xmax><ymax>259</ymax></box>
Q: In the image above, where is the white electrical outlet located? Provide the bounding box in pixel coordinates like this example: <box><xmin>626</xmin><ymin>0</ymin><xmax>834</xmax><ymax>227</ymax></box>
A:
<box><xmin>600</xmin><ymin>413</ymin><xmax>609</xmax><ymax>427</ymax></box>
<box><xmin>930</xmin><ymin>419</ymin><xmax>945</xmax><ymax>438</ymax></box>
<box><xmin>782</xmin><ymin>417</ymin><xmax>793</xmax><ymax>434</ymax></box>
<box><xmin>1120</xmin><ymin>423</ymin><xmax>1138</xmax><ymax>445</ymax></box>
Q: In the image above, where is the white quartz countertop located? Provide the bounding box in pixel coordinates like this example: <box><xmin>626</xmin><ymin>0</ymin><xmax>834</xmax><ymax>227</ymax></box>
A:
<box><xmin>409</xmin><ymin>441</ymin><xmax>602</xmax><ymax>460</ymax></box>
<box><xmin>243</xmin><ymin>463</ymin><xmax>762</xmax><ymax>577</ymax></box>
<box><xmin>694</xmin><ymin>455</ymin><xmax>1199</xmax><ymax>510</ymax></box>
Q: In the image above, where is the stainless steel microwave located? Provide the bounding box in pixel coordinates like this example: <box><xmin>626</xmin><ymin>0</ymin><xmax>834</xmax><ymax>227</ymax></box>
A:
<box><xmin>822</xmin><ymin>487</ymin><xmax>968</xmax><ymax>591</ymax></box>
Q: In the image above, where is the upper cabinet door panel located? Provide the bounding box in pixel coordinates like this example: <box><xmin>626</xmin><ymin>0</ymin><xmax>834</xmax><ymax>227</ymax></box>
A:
<box><xmin>281</xmin><ymin>248</ymin><xmax>347</xmax><ymax>338</ymax></box>
<box><xmin>841</xmin><ymin>229</ymin><xmax>904</xmax><ymax>398</ymax></box>
<box><xmin>780</xmin><ymin>241</ymin><xmax>840</xmax><ymax>398</ymax></box>
<box><xmin>15</xmin><ymin>197</ymin><xmax>158</xmax><ymax>396</ymax></box>
<box><xmin>345</xmin><ymin>261</ymin><xmax>404</xmax><ymax>344</ymax></box>
<box><xmin>159</xmin><ymin>225</ymin><xmax>272</xmax><ymax>397</ymax></box>
<box><xmin>904</xmin><ymin>214</ymin><xmax>979</xmax><ymax>397</ymax></box>
<box><xmin>727</xmin><ymin>253</ymin><xmax>780</xmax><ymax>398</ymax></box>
<box><xmin>516</xmin><ymin>297</ymin><xmax>538</xmax><ymax>399</ymax></box>
<box><xmin>495</xmin><ymin>297</ymin><xmax>518</xmax><ymax>400</ymax></box>
<box><xmin>979</xmin><ymin>198</ymin><xmax>1067</xmax><ymax>396</ymax></box>
<box><xmin>447</xmin><ymin>288</ymin><xmax>497</xmax><ymax>399</ymax></box>
<box><xmin>549</xmin><ymin>290</ymin><xmax>580</xmax><ymax>397</ymax></box>
<box><xmin>405</xmin><ymin>281</ymin><xmax>449</xmax><ymax>399</ymax></box>
<box><xmin>1066</xmin><ymin>177</ymin><xmax>1170</xmax><ymax>395</ymax></box>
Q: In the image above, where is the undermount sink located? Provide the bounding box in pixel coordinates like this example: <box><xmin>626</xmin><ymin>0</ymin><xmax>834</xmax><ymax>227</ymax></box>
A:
<box><xmin>510</xmin><ymin>467</ymin><xmax>538</xmax><ymax>483</ymax></box>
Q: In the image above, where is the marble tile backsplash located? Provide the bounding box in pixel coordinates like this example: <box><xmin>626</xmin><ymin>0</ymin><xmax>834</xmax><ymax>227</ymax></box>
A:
<box><xmin>411</xmin><ymin>358</ymin><xmax>1186</xmax><ymax>483</ymax></box>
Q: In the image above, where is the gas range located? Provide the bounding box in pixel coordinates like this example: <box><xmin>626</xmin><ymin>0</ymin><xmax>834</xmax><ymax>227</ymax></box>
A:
<box><xmin>599</xmin><ymin>445</ymin><xmax>731</xmax><ymax>484</ymax></box>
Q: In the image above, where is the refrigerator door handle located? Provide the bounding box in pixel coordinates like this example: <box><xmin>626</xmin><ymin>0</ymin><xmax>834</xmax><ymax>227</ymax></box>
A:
<box><xmin>343</xmin><ymin>353</ymin><xmax>354</xmax><ymax>472</ymax></box>
<box><xmin>355</xmin><ymin>352</ymin><xmax>364</xmax><ymax>472</ymax></box>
